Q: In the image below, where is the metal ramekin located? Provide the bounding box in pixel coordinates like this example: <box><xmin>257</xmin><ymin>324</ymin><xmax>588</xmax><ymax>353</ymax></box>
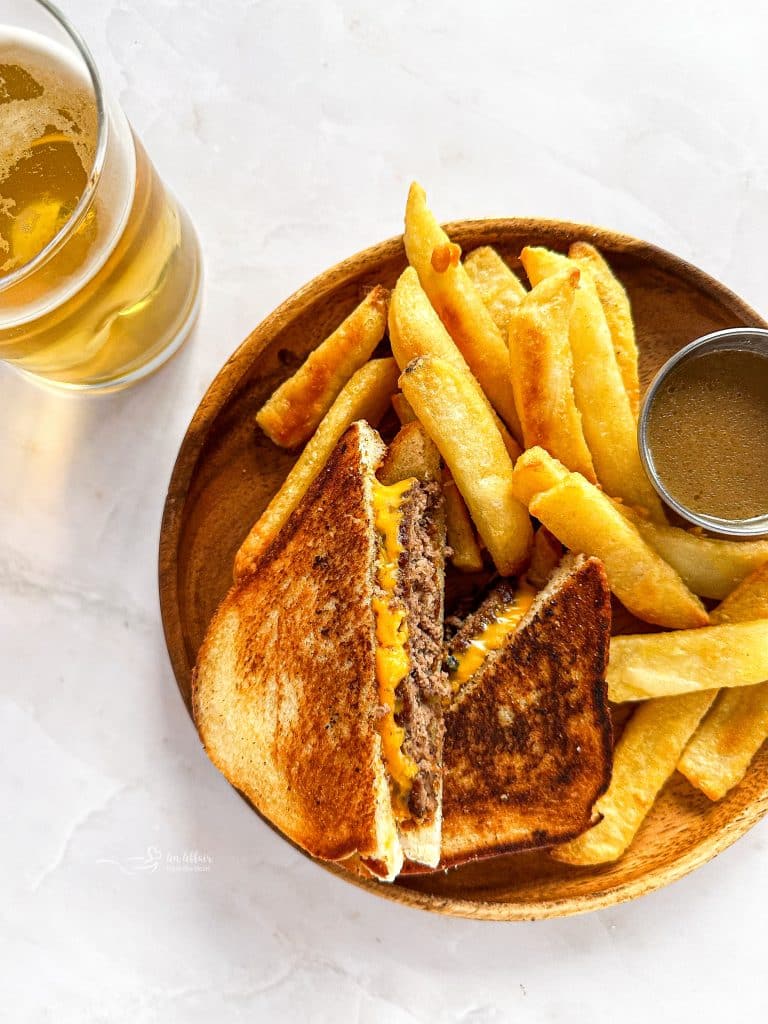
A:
<box><xmin>638</xmin><ymin>326</ymin><xmax>768</xmax><ymax>538</ymax></box>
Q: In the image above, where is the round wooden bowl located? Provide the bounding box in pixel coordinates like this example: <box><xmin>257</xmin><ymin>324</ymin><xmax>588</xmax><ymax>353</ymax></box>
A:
<box><xmin>159</xmin><ymin>219</ymin><xmax>768</xmax><ymax>919</ymax></box>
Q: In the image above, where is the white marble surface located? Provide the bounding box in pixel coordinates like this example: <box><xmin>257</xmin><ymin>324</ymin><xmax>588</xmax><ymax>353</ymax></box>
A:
<box><xmin>3</xmin><ymin>1</ymin><xmax>768</xmax><ymax>1020</ymax></box>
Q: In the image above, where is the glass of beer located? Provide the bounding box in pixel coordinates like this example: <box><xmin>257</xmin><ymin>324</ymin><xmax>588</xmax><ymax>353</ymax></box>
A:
<box><xmin>0</xmin><ymin>0</ymin><xmax>202</xmax><ymax>390</ymax></box>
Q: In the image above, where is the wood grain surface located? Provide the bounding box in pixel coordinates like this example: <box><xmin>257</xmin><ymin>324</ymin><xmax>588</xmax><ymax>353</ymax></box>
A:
<box><xmin>159</xmin><ymin>219</ymin><xmax>768</xmax><ymax>919</ymax></box>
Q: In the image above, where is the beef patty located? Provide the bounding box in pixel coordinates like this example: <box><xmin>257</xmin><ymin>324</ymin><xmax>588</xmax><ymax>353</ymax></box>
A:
<box><xmin>394</xmin><ymin>479</ymin><xmax>447</xmax><ymax>820</ymax></box>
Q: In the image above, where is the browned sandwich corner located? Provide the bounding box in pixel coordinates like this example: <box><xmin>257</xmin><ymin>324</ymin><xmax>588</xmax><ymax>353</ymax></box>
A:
<box><xmin>437</xmin><ymin>554</ymin><xmax>613</xmax><ymax>869</ymax></box>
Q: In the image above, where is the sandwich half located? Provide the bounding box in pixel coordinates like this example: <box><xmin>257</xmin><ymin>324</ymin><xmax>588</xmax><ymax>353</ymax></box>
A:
<box><xmin>192</xmin><ymin>420</ymin><xmax>446</xmax><ymax>880</ymax></box>
<box><xmin>439</xmin><ymin>554</ymin><xmax>613</xmax><ymax>868</ymax></box>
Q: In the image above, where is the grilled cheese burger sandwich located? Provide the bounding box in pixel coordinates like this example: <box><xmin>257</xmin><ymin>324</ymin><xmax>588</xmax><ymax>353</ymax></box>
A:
<box><xmin>438</xmin><ymin>554</ymin><xmax>613</xmax><ymax>868</ymax></box>
<box><xmin>192</xmin><ymin>421</ymin><xmax>446</xmax><ymax>880</ymax></box>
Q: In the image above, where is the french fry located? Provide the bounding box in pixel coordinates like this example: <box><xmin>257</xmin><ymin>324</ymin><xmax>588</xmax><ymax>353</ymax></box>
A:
<box><xmin>404</xmin><ymin>183</ymin><xmax>522</xmax><ymax>441</ymax></box>
<box><xmin>678</xmin><ymin>564</ymin><xmax>768</xmax><ymax>799</ymax></box>
<box><xmin>389</xmin><ymin>267</ymin><xmax>522</xmax><ymax>461</ymax></box>
<box><xmin>256</xmin><ymin>286</ymin><xmax>389</xmax><ymax>448</ymax></box>
<box><xmin>569</xmin><ymin>242</ymin><xmax>640</xmax><ymax>418</ymax></box>
<box><xmin>512</xmin><ymin>447</ymin><xmax>707</xmax><ymax>629</ymax></box>
<box><xmin>508</xmin><ymin>445</ymin><xmax>569</xmax><ymax>505</ymax></box>
<box><xmin>464</xmin><ymin>246</ymin><xmax>526</xmax><ymax>301</ymax></box>
<box><xmin>554</xmin><ymin>564</ymin><xmax>767</xmax><ymax>863</ymax></box>
<box><xmin>520</xmin><ymin>246</ymin><xmax>665</xmax><ymax>521</ymax></box>
<box><xmin>389</xmin><ymin>266</ymin><xmax>468</xmax><ymax>374</ymax></box>
<box><xmin>552</xmin><ymin>692</ymin><xmax>713</xmax><ymax>864</ymax></box>
<box><xmin>400</xmin><ymin>356</ymin><xmax>533</xmax><ymax>575</ymax></box>
<box><xmin>391</xmin><ymin>393</ymin><xmax>417</xmax><ymax>425</ymax></box>
<box><xmin>620</xmin><ymin>508</ymin><xmax>768</xmax><ymax>600</ymax></box>
<box><xmin>607</xmin><ymin>621</ymin><xmax>768</xmax><ymax>702</ymax></box>
<box><xmin>464</xmin><ymin>246</ymin><xmax>527</xmax><ymax>333</ymax></box>
<box><xmin>378</xmin><ymin>420</ymin><xmax>441</xmax><ymax>485</ymax></box>
<box><xmin>443</xmin><ymin>470</ymin><xmax>484</xmax><ymax>572</ymax></box>
<box><xmin>677</xmin><ymin>683</ymin><xmax>768</xmax><ymax>800</ymax></box>
<box><xmin>527</xmin><ymin>526</ymin><xmax>563</xmax><ymax>589</ymax></box>
<box><xmin>507</xmin><ymin>268</ymin><xmax>596</xmax><ymax>481</ymax></box>
<box><xmin>706</xmin><ymin>563</ymin><xmax>768</xmax><ymax>623</ymax></box>
<box><xmin>234</xmin><ymin>358</ymin><xmax>399</xmax><ymax>578</ymax></box>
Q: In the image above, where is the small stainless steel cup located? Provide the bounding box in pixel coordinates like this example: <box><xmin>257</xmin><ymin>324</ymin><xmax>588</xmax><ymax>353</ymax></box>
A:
<box><xmin>638</xmin><ymin>326</ymin><xmax>768</xmax><ymax>538</ymax></box>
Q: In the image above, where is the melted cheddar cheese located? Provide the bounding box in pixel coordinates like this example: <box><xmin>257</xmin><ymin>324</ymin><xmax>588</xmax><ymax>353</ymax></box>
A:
<box><xmin>447</xmin><ymin>581</ymin><xmax>537</xmax><ymax>695</ymax></box>
<box><xmin>371</xmin><ymin>477</ymin><xmax>419</xmax><ymax>818</ymax></box>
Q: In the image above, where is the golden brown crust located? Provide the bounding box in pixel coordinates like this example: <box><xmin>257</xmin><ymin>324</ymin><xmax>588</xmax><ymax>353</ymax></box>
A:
<box><xmin>255</xmin><ymin>286</ymin><xmax>390</xmax><ymax>449</ymax></box>
<box><xmin>438</xmin><ymin>555</ymin><xmax>613</xmax><ymax>868</ymax></box>
<box><xmin>192</xmin><ymin>422</ymin><xmax>401</xmax><ymax>868</ymax></box>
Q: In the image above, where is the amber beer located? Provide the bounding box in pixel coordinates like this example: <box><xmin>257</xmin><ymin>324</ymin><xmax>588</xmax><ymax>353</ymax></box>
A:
<box><xmin>0</xmin><ymin>19</ymin><xmax>201</xmax><ymax>390</ymax></box>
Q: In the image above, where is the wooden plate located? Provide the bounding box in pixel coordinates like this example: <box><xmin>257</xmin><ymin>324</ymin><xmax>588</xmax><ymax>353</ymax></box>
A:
<box><xmin>159</xmin><ymin>219</ymin><xmax>768</xmax><ymax>920</ymax></box>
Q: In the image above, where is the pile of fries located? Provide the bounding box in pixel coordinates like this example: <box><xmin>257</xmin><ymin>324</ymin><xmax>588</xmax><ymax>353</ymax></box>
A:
<box><xmin>238</xmin><ymin>182</ymin><xmax>768</xmax><ymax>866</ymax></box>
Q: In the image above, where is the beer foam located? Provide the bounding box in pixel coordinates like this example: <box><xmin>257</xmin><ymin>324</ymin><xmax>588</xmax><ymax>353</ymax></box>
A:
<box><xmin>0</xmin><ymin>29</ymin><xmax>98</xmax><ymax>270</ymax></box>
<box><xmin>0</xmin><ymin>30</ymin><xmax>98</xmax><ymax>177</ymax></box>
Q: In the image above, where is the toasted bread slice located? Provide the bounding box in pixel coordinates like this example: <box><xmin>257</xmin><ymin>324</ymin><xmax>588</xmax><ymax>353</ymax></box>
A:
<box><xmin>439</xmin><ymin>554</ymin><xmax>613</xmax><ymax>868</ymax></box>
<box><xmin>193</xmin><ymin>421</ymin><xmax>404</xmax><ymax>880</ymax></box>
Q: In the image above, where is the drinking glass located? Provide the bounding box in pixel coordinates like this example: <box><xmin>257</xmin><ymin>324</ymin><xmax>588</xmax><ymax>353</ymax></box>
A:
<box><xmin>0</xmin><ymin>0</ymin><xmax>202</xmax><ymax>390</ymax></box>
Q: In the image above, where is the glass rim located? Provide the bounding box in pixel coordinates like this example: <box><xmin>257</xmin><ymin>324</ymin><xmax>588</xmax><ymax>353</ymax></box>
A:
<box><xmin>0</xmin><ymin>0</ymin><xmax>107</xmax><ymax>293</ymax></box>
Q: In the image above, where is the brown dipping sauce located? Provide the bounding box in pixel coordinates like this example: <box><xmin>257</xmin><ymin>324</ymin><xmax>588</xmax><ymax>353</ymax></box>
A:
<box><xmin>646</xmin><ymin>349</ymin><xmax>768</xmax><ymax>521</ymax></box>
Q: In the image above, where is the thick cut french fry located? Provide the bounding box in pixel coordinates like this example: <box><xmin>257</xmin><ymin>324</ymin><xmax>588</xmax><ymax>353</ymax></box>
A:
<box><xmin>464</xmin><ymin>246</ymin><xmax>527</xmax><ymax>333</ymax></box>
<box><xmin>400</xmin><ymin>356</ymin><xmax>532</xmax><ymax>575</ymax></box>
<box><xmin>391</xmin><ymin>393</ymin><xmax>417</xmax><ymax>425</ymax></box>
<box><xmin>389</xmin><ymin>266</ymin><xmax>469</xmax><ymax>374</ymax></box>
<box><xmin>677</xmin><ymin>683</ymin><xmax>768</xmax><ymax>800</ymax></box>
<box><xmin>555</xmin><ymin>547</ymin><xmax>768</xmax><ymax>862</ymax></box>
<box><xmin>404</xmin><ymin>184</ymin><xmax>522</xmax><ymax>441</ymax></box>
<box><xmin>234</xmin><ymin>358</ymin><xmax>399</xmax><ymax>578</ymax></box>
<box><xmin>569</xmin><ymin>242</ymin><xmax>640</xmax><ymax>419</ymax></box>
<box><xmin>707</xmin><ymin>563</ymin><xmax>768</xmax><ymax>623</ymax></box>
<box><xmin>620</xmin><ymin>508</ymin><xmax>768</xmax><ymax>600</ymax></box>
<box><xmin>552</xmin><ymin>520</ymin><xmax>768</xmax><ymax>856</ymax></box>
<box><xmin>527</xmin><ymin>526</ymin><xmax>563</xmax><ymax>589</ymax></box>
<box><xmin>464</xmin><ymin>246</ymin><xmax>527</xmax><ymax>302</ymax></box>
<box><xmin>552</xmin><ymin>692</ymin><xmax>713</xmax><ymax>865</ymax></box>
<box><xmin>256</xmin><ymin>286</ymin><xmax>389</xmax><ymax>448</ymax></box>
<box><xmin>520</xmin><ymin>246</ymin><xmax>664</xmax><ymax>521</ymax></box>
<box><xmin>512</xmin><ymin>447</ymin><xmax>707</xmax><ymax>629</ymax></box>
<box><xmin>389</xmin><ymin>267</ymin><xmax>522</xmax><ymax>461</ymax></box>
<box><xmin>443</xmin><ymin>470</ymin><xmax>484</xmax><ymax>572</ymax></box>
<box><xmin>678</xmin><ymin>564</ymin><xmax>768</xmax><ymax>799</ymax></box>
<box><xmin>378</xmin><ymin>420</ymin><xmax>441</xmax><ymax>485</ymax></box>
<box><xmin>508</xmin><ymin>446</ymin><xmax>569</xmax><ymax>505</ymax></box>
<box><xmin>507</xmin><ymin>268</ymin><xmax>596</xmax><ymax>481</ymax></box>
<box><xmin>608</xmin><ymin>622</ymin><xmax>768</xmax><ymax>702</ymax></box>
